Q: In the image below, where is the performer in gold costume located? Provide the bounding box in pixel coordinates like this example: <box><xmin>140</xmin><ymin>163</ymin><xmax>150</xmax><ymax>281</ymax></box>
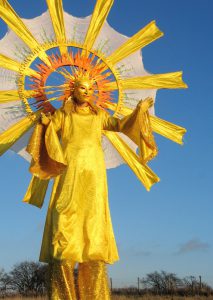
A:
<box><xmin>25</xmin><ymin>74</ymin><xmax>154</xmax><ymax>299</ymax></box>
<box><xmin>0</xmin><ymin>1</ymin><xmax>188</xmax><ymax>299</ymax></box>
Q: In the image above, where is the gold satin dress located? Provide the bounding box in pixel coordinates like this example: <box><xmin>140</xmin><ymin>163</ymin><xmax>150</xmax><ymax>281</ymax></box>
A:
<box><xmin>39</xmin><ymin>106</ymin><xmax>119</xmax><ymax>264</ymax></box>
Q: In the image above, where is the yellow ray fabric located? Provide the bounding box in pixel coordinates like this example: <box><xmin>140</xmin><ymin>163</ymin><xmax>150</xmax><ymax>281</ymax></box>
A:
<box><xmin>105</xmin><ymin>102</ymin><xmax>186</xmax><ymax>145</ymax></box>
<box><xmin>0</xmin><ymin>90</ymin><xmax>19</xmax><ymax>103</ymax></box>
<box><xmin>108</xmin><ymin>21</ymin><xmax>163</xmax><ymax>65</ymax></box>
<box><xmin>46</xmin><ymin>0</ymin><xmax>67</xmax><ymax>55</ymax></box>
<box><xmin>26</xmin><ymin>122</ymin><xmax>67</xmax><ymax>180</ymax></box>
<box><xmin>0</xmin><ymin>90</ymin><xmax>35</xmax><ymax>104</ymax></box>
<box><xmin>22</xmin><ymin>175</ymin><xmax>49</xmax><ymax>208</ymax></box>
<box><xmin>0</xmin><ymin>54</ymin><xmax>38</xmax><ymax>77</ymax></box>
<box><xmin>150</xmin><ymin>115</ymin><xmax>186</xmax><ymax>145</ymax></box>
<box><xmin>104</xmin><ymin>131</ymin><xmax>159</xmax><ymax>191</ymax></box>
<box><xmin>0</xmin><ymin>0</ymin><xmax>49</xmax><ymax>65</ymax></box>
<box><xmin>105</xmin><ymin>71</ymin><xmax>188</xmax><ymax>90</ymax></box>
<box><xmin>83</xmin><ymin>0</ymin><xmax>114</xmax><ymax>50</ymax></box>
<box><xmin>102</xmin><ymin>103</ymin><xmax>158</xmax><ymax>163</ymax></box>
<box><xmin>0</xmin><ymin>112</ymin><xmax>39</xmax><ymax>156</ymax></box>
<box><xmin>0</xmin><ymin>54</ymin><xmax>20</xmax><ymax>73</ymax></box>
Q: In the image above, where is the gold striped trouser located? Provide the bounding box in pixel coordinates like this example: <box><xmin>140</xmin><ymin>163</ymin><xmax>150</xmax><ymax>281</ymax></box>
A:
<box><xmin>48</xmin><ymin>260</ymin><xmax>111</xmax><ymax>300</ymax></box>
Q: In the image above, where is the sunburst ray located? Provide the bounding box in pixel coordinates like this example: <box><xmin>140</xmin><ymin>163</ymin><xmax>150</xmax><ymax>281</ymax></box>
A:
<box><xmin>0</xmin><ymin>54</ymin><xmax>38</xmax><ymax>77</ymax></box>
<box><xmin>108</xmin><ymin>21</ymin><xmax>163</xmax><ymax>65</ymax></box>
<box><xmin>104</xmin><ymin>131</ymin><xmax>160</xmax><ymax>191</ymax></box>
<box><xmin>0</xmin><ymin>90</ymin><xmax>36</xmax><ymax>104</ymax></box>
<box><xmin>83</xmin><ymin>0</ymin><xmax>114</xmax><ymax>50</ymax></box>
<box><xmin>46</xmin><ymin>0</ymin><xmax>67</xmax><ymax>55</ymax></box>
<box><xmin>105</xmin><ymin>72</ymin><xmax>188</xmax><ymax>90</ymax></box>
<box><xmin>0</xmin><ymin>0</ymin><xmax>49</xmax><ymax>65</ymax></box>
<box><xmin>0</xmin><ymin>111</ymin><xmax>40</xmax><ymax>156</ymax></box>
<box><xmin>105</xmin><ymin>102</ymin><xmax>186</xmax><ymax>145</ymax></box>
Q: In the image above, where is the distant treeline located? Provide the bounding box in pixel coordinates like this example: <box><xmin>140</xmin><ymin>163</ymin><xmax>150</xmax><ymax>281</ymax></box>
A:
<box><xmin>0</xmin><ymin>261</ymin><xmax>212</xmax><ymax>298</ymax></box>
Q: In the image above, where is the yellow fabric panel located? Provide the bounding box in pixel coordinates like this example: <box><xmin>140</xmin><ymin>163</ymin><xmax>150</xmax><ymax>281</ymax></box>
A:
<box><xmin>102</xmin><ymin>106</ymin><xmax>158</xmax><ymax>163</ymax></box>
<box><xmin>105</xmin><ymin>102</ymin><xmax>186</xmax><ymax>145</ymax></box>
<box><xmin>0</xmin><ymin>113</ymin><xmax>39</xmax><ymax>156</ymax></box>
<box><xmin>106</xmin><ymin>71</ymin><xmax>188</xmax><ymax>90</ymax></box>
<box><xmin>0</xmin><ymin>90</ymin><xmax>36</xmax><ymax>104</ymax></box>
<box><xmin>103</xmin><ymin>131</ymin><xmax>159</xmax><ymax>191</ymax></box>
<box><xmin>0</xmin><ymin>0</ymin><xmax>49</xmax><ymax>65</ymax></box>
<box><xmin>150</xmin><ymin>115</ymin><xmax>186</xmax><ymax>145</ymax></box>
<box><xmin>27</xmin><ymin>121</ymin><xmax>67</xmax><ymax>180</ymax></box>
<box><xmin>84</xmin><ymin>0</ymin><xmax>114</xmax><ymax>50</ymax></box>
<box><xmin>22</xmin><ymin>175</ymin><xmax>49</xmax><ymax>208</ymax></box>
<box><xmin>46</xmin><ymin>0</ymin><xmax>67</xmax><ymax>55</ymax></box>
<box><xmin>108</xmin><ymin>21</ymin><xmax>163</xmax><ymax>65</ymax></box>
<box><xmin>0</xmin><ymin>54</ymin><xmax>20</xmax><ymax>73</ymax></box>
<box><xmin>0</xmin><ymin>90</ymin><xmax>19</xmax><ymax>103</ymax></box>
<box><xmin>0</xmin><ymin>54</ymin><xmax>38</xmax><ymax>76</ymax></box>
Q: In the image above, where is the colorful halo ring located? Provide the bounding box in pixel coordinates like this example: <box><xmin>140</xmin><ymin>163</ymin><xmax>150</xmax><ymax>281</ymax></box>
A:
<box><xmin>17</xmin><ymin>41</ymin><xmax>122</xmax><ymax>117</ymax></box>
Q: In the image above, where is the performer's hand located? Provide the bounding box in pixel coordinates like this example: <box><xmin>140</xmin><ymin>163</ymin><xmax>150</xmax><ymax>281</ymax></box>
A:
<box><xmin>137</xmin><ymin>97</ymin><xmax>154</xmax><ymax>113</ymax></box>
<box><xmin>40</xmin><ymin>112</ymin><xmax>51</xmax><ymax>125</ymax></box>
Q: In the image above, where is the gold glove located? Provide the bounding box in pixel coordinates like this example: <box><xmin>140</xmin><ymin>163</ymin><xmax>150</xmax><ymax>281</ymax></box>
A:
<box><xmin>40</xmin><ymin>112</ymin><xmax>51</xmax><ymax>125</ymax></box>
<box><xmin>137</xmin><ymin>97</ymin><xmax>154</xmax><ymax>113</ymax></box>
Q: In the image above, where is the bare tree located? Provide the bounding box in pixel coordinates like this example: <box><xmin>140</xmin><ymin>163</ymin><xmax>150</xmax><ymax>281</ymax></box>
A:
<box><xmin>0</xmin><ymin>268</ymin><xmax>12</xmax><ymax>297</ymax></box>
<box><xmin>141</xmin><ymin>270</ymin><xmax>182</xmax><ymax>295</ymax></box>
<box><xmin>10</xmin><ymin>261</ymin><xmax>48</xmax><ymax>296</ymax></box>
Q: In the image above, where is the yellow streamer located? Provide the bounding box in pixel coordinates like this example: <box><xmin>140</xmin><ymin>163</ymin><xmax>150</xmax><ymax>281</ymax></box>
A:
<box><xmin>84</xmin><ymin>0</ymin><xmax>114</xmax><ymax>50</ymax></box>
<box><xmin>103</xmin><ymin>131</ymin><xmax>159</xmax><ymax>191</ymax></box>
<box><xmin>0</xmin><ymin>112</ymin><xmax>39</xmax><ymax>156</ymax></box>
<box><xmin>0</xmin><ymin>54</ymin><xmax>38</xmax><ymax>77</ymax></box>
<box><xmin>0</xmin><ymin>90</ymin><xmax>36</xmax><ymax>104</ymax></box>
<box><xmin>108</xmin><ymin>21</ymin><xmax>163</xmax><ymax>65</ymax></box>
<box><xmin>22</xmin><ymin>175</ymin><xmax>49</xmax><ymax>208</ymax></box>
<box><xmin>46</xmin><ymin>0</ymin><xmax>67</xmax><ymax>55</ymax></box>
<box><xmin>0</xmin><ymin>0</ymin><xmax>49</xmax><ymax>65</ymax></box>
<box><xmin>150</xmin><ymin>115</ymin><xmax>186</xmax><ymax>145</ymax></box>
<box><xmin>105</xmin><ymin>102</ymin><xmax>186</xmax><ymax>145</ymax></box>
<box><xmin>105</xmin><ymin>71</ymin><xmax>188</xmax><ymax>90</ymax></box>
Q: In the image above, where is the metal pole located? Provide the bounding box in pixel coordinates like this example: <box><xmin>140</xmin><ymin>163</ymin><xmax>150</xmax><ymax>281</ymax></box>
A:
<box><xmin>199</xmin><ymin>276</ymin><xmax>202</xmax><ymax>293</ymax></box>
<box><xmin>138</xmin><ymin>277</ymin><xmax>140</xmax><ymax>294</ymax></box>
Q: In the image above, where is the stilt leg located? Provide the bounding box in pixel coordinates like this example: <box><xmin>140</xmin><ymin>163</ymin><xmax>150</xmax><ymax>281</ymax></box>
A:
<box><xmin>48</xmin><ymin>260</ymin><xmax>77</xmax><ymax>300</ymax></box>
<box><xmin>78</xmin><ymin>261</ymin><xmax>111</xmax><ymax>300</ymax></box>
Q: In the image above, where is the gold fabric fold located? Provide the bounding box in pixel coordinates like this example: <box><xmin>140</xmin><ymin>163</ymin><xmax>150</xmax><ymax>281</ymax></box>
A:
<box><xmin>120</xmin><ymin>106</ymin><xmax>158</xmax><ymax>163</ymax></box>
<box><xmin>103</xmin><ymin>105</ymin><xmax>158</xmax><ymax>163</ymax></box>
<box><xmin>108</xmin><ymin>20</ymin><xmax>163</xmax><ymax>65</ymax></box>
<box><xmin>103</xmin><ymin>131</ymin><xmax>159</xmax><ymax>191</ymax></box>
<box><xmin>22</xmin><ymin>175</ymin><xmax>49</xmax><ymax>208</ymax></box>
<box><xmin>84</xmin><ymin>0</ymin><xmax>114</xmax><ymax>50</ymax></box>
<box><xmin>26</xmin><ymin>122</ymin><xmax>67</xmax><ymax>180</ymax></box>
<box><xmin>0</xmin><ymin>114</ymin><xmax>38</xmax><ymax>156</ymax></box>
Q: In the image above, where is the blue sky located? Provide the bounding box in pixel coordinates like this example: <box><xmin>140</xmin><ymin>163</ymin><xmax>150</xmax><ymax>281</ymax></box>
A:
<box><xmin>0</xmin><ymin>0</ymin><xmax>213</xmax><ymax>288</ymax></box>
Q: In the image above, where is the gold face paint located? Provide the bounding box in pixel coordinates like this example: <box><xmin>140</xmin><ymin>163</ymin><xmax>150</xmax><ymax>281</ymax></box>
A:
<box><xmin>73</xmin><ymin>79</ymin><xmax>94</xmax><ymax>105</ymax></box>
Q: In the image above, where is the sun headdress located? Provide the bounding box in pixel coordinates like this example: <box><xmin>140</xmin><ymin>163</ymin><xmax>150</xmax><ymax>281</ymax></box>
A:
<box><xmin>0</xmin><ymin>0</ymin><xmax>187</xmax><ymax>187</ymax></box>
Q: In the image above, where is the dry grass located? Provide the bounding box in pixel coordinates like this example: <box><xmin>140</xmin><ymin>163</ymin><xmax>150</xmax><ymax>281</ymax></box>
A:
<box><xmin>3</xmin><ymin>296</ymin><xmax>213</xmax><ymax>300</ymax></box>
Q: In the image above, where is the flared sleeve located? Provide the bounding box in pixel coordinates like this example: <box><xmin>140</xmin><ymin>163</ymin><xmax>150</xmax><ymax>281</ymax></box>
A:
<box><xmin>26</xmin><ymin>109</ymin><xmax>67</xmax><ymax>180</ymax></box>
<box><xmin>102</xmin><ymin>105</ymin><xmax>158</xmax><ymax>163</ymax></box>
